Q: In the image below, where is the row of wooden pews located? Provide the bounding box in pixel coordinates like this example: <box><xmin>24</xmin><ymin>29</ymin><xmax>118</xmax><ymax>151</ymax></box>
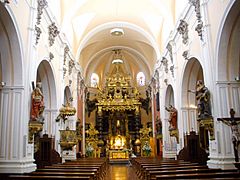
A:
<box><xmin>8</xmin><ymin>158</ymin><xmax>108</xmax><ymax>180</ymax></box>
<box><xmin>132</xmin><ymin>157</ymin><xmax>240</xmax><ymax>180</ymax></box>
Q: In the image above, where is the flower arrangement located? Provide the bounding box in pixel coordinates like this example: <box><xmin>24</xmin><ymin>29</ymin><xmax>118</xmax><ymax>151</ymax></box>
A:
<box><xmin>142</xmin><ymin>141</ymin><xmax>151</xmax><ymax>156</ymax></box>
<box><xmin>86</xmin><ymin>142</ymin><xmax>94</xmax><ymax>157</ymax></box>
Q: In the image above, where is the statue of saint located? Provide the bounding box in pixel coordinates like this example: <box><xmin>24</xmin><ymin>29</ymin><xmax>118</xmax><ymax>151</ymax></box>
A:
<box><xmin>165</xmin><ymin>105</ymin><xmax>178</xmax><ymax>130</ymax></box>
<box><xmin>189</xmin><ymin>80</ymin><xmax>212</xmax><ymax>119</ymax></box>
<box><xmin>30</xmin><ymin>82</ymin><xmax>45</xmax><ymax>122</ymax></box>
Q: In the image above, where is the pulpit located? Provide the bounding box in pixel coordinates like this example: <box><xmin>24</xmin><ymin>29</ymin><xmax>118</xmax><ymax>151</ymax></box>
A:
<box><xmin>34</xmin><ymin>134</ymin><xmax>61</xmax><ymax>168</ymax></box>
<box><xmin>178</xmin><ymin>131</ymin><xmax>208</xmax><ymax>164</ymax></box>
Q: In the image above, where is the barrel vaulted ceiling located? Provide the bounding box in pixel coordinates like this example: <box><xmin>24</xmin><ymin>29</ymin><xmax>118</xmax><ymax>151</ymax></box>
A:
<box><xmin>48</xmin><ymin>0</ymin><xmax>188</xmax><ymax>84</ymax></box>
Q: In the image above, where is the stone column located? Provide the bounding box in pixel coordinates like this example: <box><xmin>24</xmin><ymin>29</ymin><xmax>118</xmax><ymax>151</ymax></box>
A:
<box><xmin>0</xmin><ymin>86</ymin><xmax>36</xmax><ymax>173</ymax></box>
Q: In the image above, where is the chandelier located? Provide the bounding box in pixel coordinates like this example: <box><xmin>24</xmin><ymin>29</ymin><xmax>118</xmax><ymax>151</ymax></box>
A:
<box><xmin>56</xmin><ymin>98</ymin><xmax>76</xmax><ymax>122</ymax></box>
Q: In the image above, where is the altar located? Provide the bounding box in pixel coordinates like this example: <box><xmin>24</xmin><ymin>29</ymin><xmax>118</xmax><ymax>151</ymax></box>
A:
<box><xmin>109</xmin><ymin>150</ymin><xmax>129</xmax><ymax>159</ymax></box>
<box><xmin>108</xmin><ymin>134</ymin><xmax>130</xmax><ymax>163</ymax></box>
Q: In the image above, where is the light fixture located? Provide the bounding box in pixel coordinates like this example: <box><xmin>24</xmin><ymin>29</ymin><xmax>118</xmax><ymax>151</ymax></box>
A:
<box><xmin>110</xmin><ymin>28</ymin><xmax>124</xmax><ymax>36</ymax></box>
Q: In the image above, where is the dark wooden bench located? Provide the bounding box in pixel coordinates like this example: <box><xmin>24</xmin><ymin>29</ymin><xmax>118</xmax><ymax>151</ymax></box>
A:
<box><xmin>138</xmin><ymin>162</ymin><xmax>200</xmax><ymax>178</ymax></box>
<box><xmin>143</xmin><ymin>165</ymin><xmax>209</xmax><ymax>179</ymax></box>
<box><xmin>63</xmin><ymin>159</ymin><xmax>107</xmax><ymax>175</ymax></box>
<box><xmin>36</xmin><ymin>168</ymin><xmax>99</xmax><ymax>180</ymax></box>
<box><xmin>147</xmin><ymin>168</ymin><xmax>221</xmax><ymax>180</ymax></box>
<box><xmin>9</xmin><ymin>175</ymin><xmax>92</xmax><ymax>180</ymax></box>
<box><xmin>153</xmin><ymin>171</ymin><xmax>240</xmax><ymax>180</ymax></box>
<box><xmin>31</xmin><ymin>171</ymin><xmax>96</xmax><ymax>179</ymax></box>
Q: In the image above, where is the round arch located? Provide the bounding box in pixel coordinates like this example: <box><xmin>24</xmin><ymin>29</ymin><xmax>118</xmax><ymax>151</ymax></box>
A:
<box><xmin>36</xmin><ymin>60</ymin><xmax>57</xmax><ymax>110</ymax></box>
<box><xmin>180</xmin><ymin>58</ymin><xmax>203</xmax><ymax>136</ymax></box>
<box><xmin>165</xmin><ymin>85</ymin><xmax>174</xmax><ymax>107</ymax></box>
<box><xmin>64</xmin><ymin>86</ymin><xmax>72</xmax><ymax>104</ymax></box>
<box><xmin>0</xmin><ymin>3</ymin><xmax>34</xmax><ymax>173</ymax></box>
<box><xmin>76</xmin><ymin>21</ymin><xmax>161</xmax><ymax>61</ymax></box>
<box><xmin>0</xmin><ymin>3</ymin><xmax>23</xmax><ymax>86</ymax></box>
<box><xmin>181</xmin><ymin>58</ymin><xmax>203</xmax><ymax>107</ymax></box>
<box><xmin>84</xmin><ymin>46</ymin><xmax>151</xmax><ymax>80</ymax></box>
<box><xmin>216</xmin><ymin>0</ymin><xmax>240</xmax><ymax>81</ymax></box>
<box><xmin>36</xmin><ymin>60</ymin><xmax>57</xmax><ymax>135</ymax></box>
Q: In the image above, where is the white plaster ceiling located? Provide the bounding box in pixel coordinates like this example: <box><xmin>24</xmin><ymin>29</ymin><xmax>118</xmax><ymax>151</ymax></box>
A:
<box><xmin>48</xmin><ymin>0</ymin><xmax>188</xmax><ymax>83</ymax></box>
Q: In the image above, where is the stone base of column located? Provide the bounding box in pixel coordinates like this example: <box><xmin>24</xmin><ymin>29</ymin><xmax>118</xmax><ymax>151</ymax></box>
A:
<box><xmin>207</xmin><ymin>156</ymin><xmax>236</xmax><ymax>170</ymax></box>
<box><xmin>0</xmin><ymin>159</ymin><xmax>36</xmax><ymax>173</ymax></box>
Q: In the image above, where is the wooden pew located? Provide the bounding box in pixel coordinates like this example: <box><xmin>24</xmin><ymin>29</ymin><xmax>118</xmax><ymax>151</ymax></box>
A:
<box><xmin>138</xmin><ymin>162</ymin><xmax>200</xmax><ymax>178</ymax></box>
<box><xmin>131</xmin><ymin>157</ymin><xmax>198</xmax><ymax>176</ymax></box>
<box><xmin>36</xmin><ymin>168</ymin><xmax>99</xmax><ymax>180</ymax></box>
<box><xmin>7</xmin><ymin>158</ymin><xmax>108</xmax><ymax>180</ymax></box>
<box><xmin>31</xmin><ymin>171</ymin><xmax>96</xmax><ymax>180</ymax></box>
<box><xmin>153</xmin><ymin>171</ymin><xmax>240</xmax><ymax>180</ymax></box>
<box><xmin>143</xmin><ymin>165</ymin><xmax>208</xmax><ymax>179</ymax></box>
<box><xmin>9</xmin><ymin>175</ymin><xmax>92</xmax><ymax>180</ymax></box>
<box><xmin>147</xmin><ymin>168</ymin><xmax>221</xmax><ymax>180</ymax></box>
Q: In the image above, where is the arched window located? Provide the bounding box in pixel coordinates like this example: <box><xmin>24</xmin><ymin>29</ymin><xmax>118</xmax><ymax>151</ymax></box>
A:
<box><xmin>137</xmin><ymin>72</ymin><xmax>145</xmax><ymax>86</ymax></box>
<box><xmin>90</xmin><ymin>73</ymin><xmax>99</xmax><ymax>87</ymax></box>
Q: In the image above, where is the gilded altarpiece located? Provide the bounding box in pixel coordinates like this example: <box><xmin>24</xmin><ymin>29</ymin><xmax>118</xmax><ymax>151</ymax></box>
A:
<box><xmin>85</xmin><ymin>62</ymin><xmax>149</xmax><ymax>159</ymax></box>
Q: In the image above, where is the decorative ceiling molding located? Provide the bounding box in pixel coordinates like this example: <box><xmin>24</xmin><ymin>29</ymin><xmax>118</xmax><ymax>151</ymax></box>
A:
<box><xmin>177</xmin><ymin>19</ymin><xmax>189</xmax><ymax>45</ymax></box>
<box><xmin>68</xmin><ymin>59</ymin><xmax>75</xmax><ymax>75</ymax></box>
<box><xmin>49</xmin><ymin>52</ymin><xmax>54</xmax><ymax>62</ymax></box>
<box><xmin>167</xmin><ymin>41</ymin><xmax>173</xmax><ymax>63</ymax></box>
<box><xmin>161</xmin><ymin>57</ymin><xmax>168</xmax><ymax>74</ymax></box>
<box><xmin>182</xmin><ymin>50</ymin><xmax>189</xmax><ymax>60</ymax></box>
<box><xmin>189</xmin><ymin>0</ymin><xmax>203</xmax><ymax>40</ymax></box>
<box><xmin>35</xmin><ymin>25</ymin><xmax>41</xmax><ymax>45</ymax></box>
<box><xmin>64</xmin><ymin>45</ymin><xmax>69</xmax><ymax>65</ymax></box>
<box><xmin>48</xmin><ymin>22</ymin><xmax>59</xmax><ymax>47</ymax></box>
<box><xmin>36</xmin><ymin>0</ymin><xmax>48</xmax><ymax>25</ymax></box>
<box><xmin>35</xmin><ymin>0</ymin><xmax>47</xmax><ymax>45</ymax></box>
<box><xmin>170</xmin><ymin>65</ymin><xmax>174</xmax><ymax>78</ymax></box>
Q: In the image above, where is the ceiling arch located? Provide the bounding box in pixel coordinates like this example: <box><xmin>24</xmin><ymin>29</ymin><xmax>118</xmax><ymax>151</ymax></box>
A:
<box><xmin>47</xmin><ymin>0</ymin><xmax>188</xmax><ymax>84</ymax></box>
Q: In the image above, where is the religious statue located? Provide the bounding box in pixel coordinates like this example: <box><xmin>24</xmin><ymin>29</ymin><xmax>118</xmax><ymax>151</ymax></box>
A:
<box><xmin>188</xmin><ymin>80</ymin><xmax>212</xmax><ymax>119</ymax></box>
<box><xmin>85</xmin><ymin>91</ymin><xmax>98</xmax><ymax>117</ymax></box>
<box><xmin>165</xmin><ymin>105</ymin><xmax>178</xmax><ymax>130</ymax></box>
<box><xmin>30</xmin><ymin>82</ymin><xmax>45</xmax><ymax>122</ymax></box>
<box><xmin>139</xmin><ymin>89</ymin><xmax>151</xmax><ymax>115</ymax></box>
<box><xmin>218</xmin><ymin>109</ymin><xmax>240</xmax><ymax>162</ymax></box>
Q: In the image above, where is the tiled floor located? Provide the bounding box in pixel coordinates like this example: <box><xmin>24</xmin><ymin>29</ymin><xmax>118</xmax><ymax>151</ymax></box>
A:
<box><xmin>105</xmin><ymin>164</ymin><xmax>140</xmax><ymax>180</ymax></box>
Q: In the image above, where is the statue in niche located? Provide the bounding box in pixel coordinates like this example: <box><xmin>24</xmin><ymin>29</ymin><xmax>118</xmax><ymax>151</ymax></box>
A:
<box><xmin>188</xmin><ymin>80</ymin><xmax>212</xmax><ymax>119</ymax></box>
<box><xmin>165</xmin><ymin>105</ymin><xmax>178</xmax><ymax>130</ymax></box>
<box><xmin>30</xmin><ymin>82</ymin><xmax>45</xmax><ymax>122</ymax></box>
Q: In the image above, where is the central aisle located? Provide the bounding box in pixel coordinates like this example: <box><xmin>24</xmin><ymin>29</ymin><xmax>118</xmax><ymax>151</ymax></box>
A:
<box><xmin>105</xmin><ymin>164</ymin><xmax>140</xmax><ymax>180</ymax></box>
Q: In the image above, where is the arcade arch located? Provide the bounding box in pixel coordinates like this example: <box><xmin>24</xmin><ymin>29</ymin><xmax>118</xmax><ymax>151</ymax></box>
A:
<box><xmin>180</xmin><ymin>58</ymin><xmax>209</xmax><ymax>151</ymax></box>
<box><xmin>0</xmin><ymin>3</ymin><xmax>32</xmax><ymax>173</ymax></box>
<box><xmin>36</xmin><ymin>60</ymin><xmax>57</xmax><ymax>136</ymax></box>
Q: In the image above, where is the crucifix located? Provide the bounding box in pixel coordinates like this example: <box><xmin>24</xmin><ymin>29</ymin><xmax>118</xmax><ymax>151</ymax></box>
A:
<box><xmin>217</xmin><ymin>108</ymin><xmax>240</xmax><ymax>162</ymax></box>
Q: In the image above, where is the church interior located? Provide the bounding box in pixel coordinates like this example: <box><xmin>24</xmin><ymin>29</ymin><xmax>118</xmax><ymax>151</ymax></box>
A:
<box><xmin>0</xmin><ymin>0</ymin><xmax>240</xmax><ymax>179</ymax></box>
